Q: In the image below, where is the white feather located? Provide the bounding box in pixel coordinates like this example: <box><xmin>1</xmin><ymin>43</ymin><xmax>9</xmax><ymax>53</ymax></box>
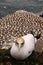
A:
<box><xmin>10</xmin><ymin>34</ymin><xmax>36</xmax><ymax>60</ymax></box>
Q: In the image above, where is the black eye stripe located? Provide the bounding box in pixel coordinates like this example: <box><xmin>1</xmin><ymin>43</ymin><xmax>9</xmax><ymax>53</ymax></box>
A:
<box><xmin>21</xmin><ymin>42</ymin><xmax>24</xmax><ymax>45</ymax></box>
<box><xmin>15</xmin><ymin>42</ymin><xmax>18</xmax><ymax>45</ymax></box>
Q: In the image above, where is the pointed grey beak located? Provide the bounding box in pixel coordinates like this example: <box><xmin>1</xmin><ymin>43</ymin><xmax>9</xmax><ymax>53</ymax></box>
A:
<box><xmin>19</xmin><ymin>43</ymin><xmax>21</xmax><ymax>49</ymax></box>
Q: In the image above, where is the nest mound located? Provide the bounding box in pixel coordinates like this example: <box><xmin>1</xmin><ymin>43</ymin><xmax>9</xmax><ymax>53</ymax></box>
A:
<box><xmin>0</xmin><ymin>10</ymin><xmax>43</xmax><ymax>49</ymax></box>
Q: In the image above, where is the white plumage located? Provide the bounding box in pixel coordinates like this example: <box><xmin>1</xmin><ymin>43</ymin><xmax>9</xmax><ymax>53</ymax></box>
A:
<box><xmin>10</xmin><ymin>34</ymin><xmax>37</xmax><ymax>60</ymax></box>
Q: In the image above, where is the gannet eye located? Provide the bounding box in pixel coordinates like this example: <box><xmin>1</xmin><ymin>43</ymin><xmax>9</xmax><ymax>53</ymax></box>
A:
<box><xmin>21</xmin><ymin>42</ymin><xmax>24</xmax><ymax>46</ymax></box>
<box><xmin>15</xmin><ymin>41</ymin><xmax>19</xmax><ymax>47</ymax></box>
<box><xmin>16</xmin><ymin>42</ymin><xmax>18</xmax><ymax>45</ymax></box>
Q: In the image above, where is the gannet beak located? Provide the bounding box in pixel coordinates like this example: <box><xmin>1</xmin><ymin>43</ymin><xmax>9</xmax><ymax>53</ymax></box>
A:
<box><xmin>19</xmin><ymin>43</ymin><xmax>21</xmax><ymax>49</ymax></box>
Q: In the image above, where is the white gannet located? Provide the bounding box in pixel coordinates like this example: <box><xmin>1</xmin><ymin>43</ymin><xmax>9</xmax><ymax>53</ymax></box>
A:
<box><xmin>10</xmin><ymin>34</ymin><xmax>37</xmax><ymax>60</ymax></box>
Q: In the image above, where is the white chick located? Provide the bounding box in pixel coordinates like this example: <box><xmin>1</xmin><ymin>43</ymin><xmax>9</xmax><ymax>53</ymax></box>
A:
<box><xmin>10</xmin><ymin>34</ymin><xmax>37</xmax><ymax>60</ymax></box>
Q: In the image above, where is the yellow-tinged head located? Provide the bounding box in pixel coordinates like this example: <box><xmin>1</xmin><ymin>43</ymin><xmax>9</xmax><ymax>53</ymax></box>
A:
<box><xmin>16</xmin><ymin>37</ymin><xmax>24</xmax><ymax>43</ymax></box>
<box><xmin>15</xmin><ymin>37</ymin><xmax>25</xmax><ymax>48</ymax></box>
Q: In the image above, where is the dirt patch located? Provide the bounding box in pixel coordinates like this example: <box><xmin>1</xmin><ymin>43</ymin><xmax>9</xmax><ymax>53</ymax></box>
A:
<box><xmin>35</xmin><ymin>40</ymin><xmax>43</xmax><ymax>53</ymax></box>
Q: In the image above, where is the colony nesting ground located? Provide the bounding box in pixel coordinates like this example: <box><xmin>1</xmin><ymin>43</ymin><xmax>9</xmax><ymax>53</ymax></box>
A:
<box><xmin>0</xmin><ymin>10</ymin><xmax>43</xmax><ymax>50</ymax></box>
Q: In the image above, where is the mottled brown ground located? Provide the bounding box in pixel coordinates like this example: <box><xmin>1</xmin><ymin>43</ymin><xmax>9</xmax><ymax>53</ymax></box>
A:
<box><xmin>0</xmin><ymin>10</ymin><xmax>43</xmax><ymax>53</ymax></box>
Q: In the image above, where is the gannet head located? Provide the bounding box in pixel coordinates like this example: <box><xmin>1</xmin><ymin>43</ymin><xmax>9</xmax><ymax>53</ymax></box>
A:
<box><xmin>15</xmin><ymin>37</ymin><xmax>25</xmax><ymax>49</ymax></box>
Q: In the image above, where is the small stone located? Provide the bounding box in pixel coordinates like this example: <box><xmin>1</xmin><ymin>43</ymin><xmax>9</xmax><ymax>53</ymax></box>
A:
<box><xmin>5</xmin><ymin>62</ymin><xmax>12</xmax><ymax>65</ymax></box>
<box><xmin>0</xmin><ymin>63</ymin><xmax>4</xmax><ymax>65</ymax></box>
